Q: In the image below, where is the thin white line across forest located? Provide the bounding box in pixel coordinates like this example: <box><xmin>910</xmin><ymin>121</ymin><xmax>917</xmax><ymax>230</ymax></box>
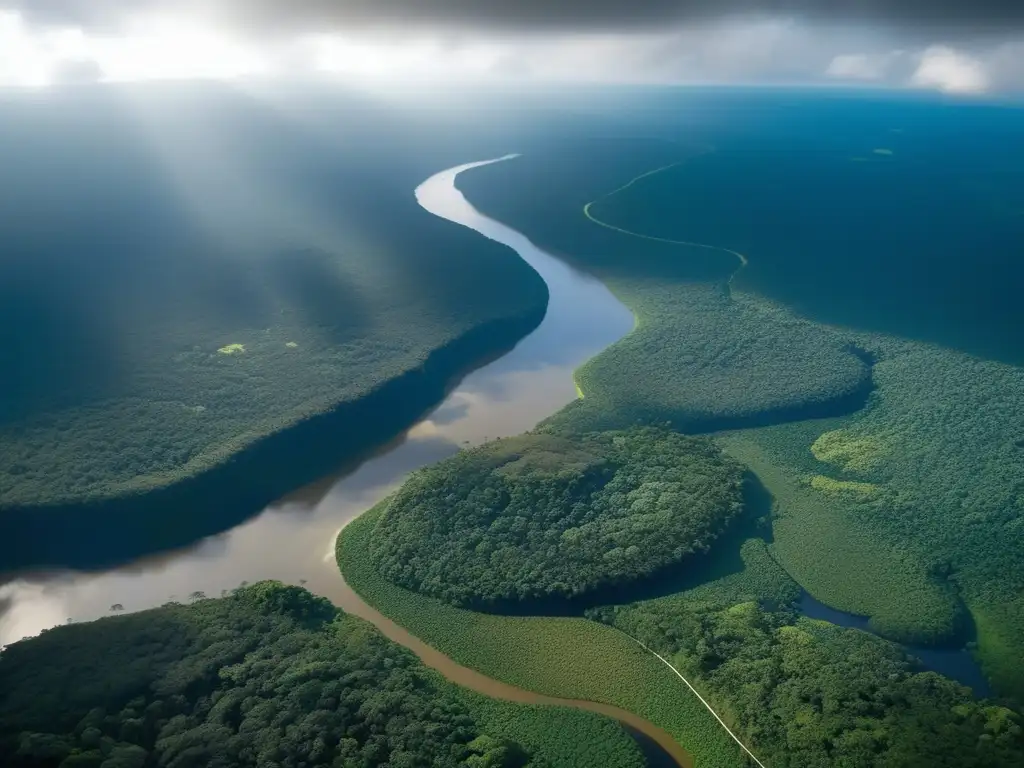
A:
<box><xmin>626</xmin><ymin>635</ymin><xmax>768</xmax><ymax>768</ymax></box>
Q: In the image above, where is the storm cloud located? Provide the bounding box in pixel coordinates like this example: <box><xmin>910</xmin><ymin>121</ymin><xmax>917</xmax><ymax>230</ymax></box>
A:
<box><xmin>10</xmin><ymin>0</ymin><xmax>1024</xmax><ymax>39</ymax></box>
<box><xmin>2</xmin><ymin>1</ymin><xmax>1023</xmax><ymax>92</ymax></box>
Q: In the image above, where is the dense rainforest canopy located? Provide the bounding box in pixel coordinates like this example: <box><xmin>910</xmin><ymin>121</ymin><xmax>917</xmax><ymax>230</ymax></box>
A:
<box><xmin>0</xmin><ymin>582</ymin><xmax>641</xmax><ymax>768</ymax></box>
<box><xmin>459</xmin><ymin>144</ymin><xmax>873</xmax><ymax>436</ymax></box>
<box><xmin>370</xmin><ymin>427</ymin><xmax>745</xmax><ymax>608</ymax></box>
<box><xmin>0</xmin><ymin>583</ymin><xmax>512</xmax><ymax>767</ymax></box>
<box><xmin>0</xmin><ymin>87</ymin><xmax>547</xmax><ymax>512</ymax></box>
<box><xmin>597</xmin><ymin>594</ymin><xmax>1024</xmax><ymax>768</ymax></box>
<box><xmin>457</xmin><ymin>110</ymin><xmax>1024</xmax><ymax>699</ymax></box>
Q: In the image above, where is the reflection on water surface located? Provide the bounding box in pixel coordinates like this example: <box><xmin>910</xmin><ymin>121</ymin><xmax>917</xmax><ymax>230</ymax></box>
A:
<box><xmin>0</xmin><ymin>157</ymin><xmax>634</xmax><ymax>649</ymax></box>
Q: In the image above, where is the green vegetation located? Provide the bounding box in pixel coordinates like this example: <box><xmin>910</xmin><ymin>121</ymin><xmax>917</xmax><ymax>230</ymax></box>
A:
<box><xmin>599</xmin><ymin>600</ymin><xmax>1023</xmax><ymax>768</ymax></box>
<box><xmin>344</xmin><ymin>464</ymin><xmax>1023</xmax><ymax>768</ymax></box>
<box><xmin>791</xmin><ymin>335</ymin><xmax>1024</xmax><ymax>697</ymax></box>
<box><xmin>808</xmin><ymin>475</ymin><xmax>880</xmax><ymax>497</ymax></box>
<box><xmin>371</xmin><ymin>428</ymin><xmax>744</xmax><ymax>608</ymax></box>
<box><xmin>11</xmin><ymin>93</ymin><xmax>1022</xmax><ymax>768</ymax></box>
<box><xmin>339</xmin><ymin>505</ymin><xmax>748</xmax><ymax>767</ymax></box>
<box><xmin>0</xmin><ymin>582</ymin><xmax>644</xmax><ymax>768</ymax></box>
<box><xmin>547</xmin><ymin>283</ymin><xmax>871</xmax><ymax>434</ymax></box>
<box><xmin>721</xmin><ymin>431</ymin><xmax>965</xmax><ymax>647</ymax></box>
<box><xmin>460</xmin><ymin>147</ymin><xmax>872</xmax><ymax>436</ymax></box>
<box><xmin>973</xmin><ymin>597</ymin><xmax>1024</xmax><ymax>704</ymax></box>
<box><xmin>448</xmin><ymin>134</ymin><xmax>1024</xmax><ymax>756</ymax></box>
<box><xmin>709</xmin><ymin>327</ymin><xmax>1024</xmax><ymax>697</ymax></box>
<box><xmin>0</xmin><ymin>93</ymin><xmax>548</xmax><ymax>570</ymax></box>
<box><xmin>460</xmin><ymin>143</ymin><xmax>1024</xmax><ymax>691</ymax></box>
<box><xmin>588</xmin><ymin>535</ymin><xmax>1023</xmax><ymax>766</ymax></box>
<box><xmin>0</xmin><ymin>240</ymin><xmax>544</xmax><ymax>512</ymax></box>
<box><xmin>451</xmin><ymin>697</ymin><xmax>646</xmax><ymax>768</ymax></box>
<box><xmin>810</xmin><ymin>428</ymin><xmax>886</xmax><ymax>472</ymax></box>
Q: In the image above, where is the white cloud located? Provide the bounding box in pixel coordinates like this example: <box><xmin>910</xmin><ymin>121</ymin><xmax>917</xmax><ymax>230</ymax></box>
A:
<box><xmin>0</xmin><ymin>10</ymin><xmax>67</xmax><ymax>86</ymax></box>
<box><xmin>0</xmin><ymin>7</ymin><xmax>1022</xmax><ymax>94</ymax></box>
<box><xmin>826</xmin><ymin>51</ymin><xmax>904</xmax><ymax>81</ymax></box>
<box><xmin>910</xmin><ymin>45</ymin><xmax>989</xmax><ymax>93</ymax></box>
<box><xmin>0</xmin><ymin>10</ymin><xmax>270</xmax><ymax>86</ymax></box>
<box><xmin>501</xmin><ymin>20</ymin><xmax>853</xmax><ymax>85</ymax></box>
<box><xmin>982</xmin><ymin>40</ymin><xmax>1024</xmax><ymax>92</ymax></box>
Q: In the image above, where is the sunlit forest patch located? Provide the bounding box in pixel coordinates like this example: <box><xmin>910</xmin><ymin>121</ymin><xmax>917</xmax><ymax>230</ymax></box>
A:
<box><xmin>808</xmin><ymin>474</ymin><xmax>881</xmax><ymax>497</ymax></box>
<box><xmin>810</xmin><ymin>428</ymin><xmax>887</xmax><ymax>472</ymax></box>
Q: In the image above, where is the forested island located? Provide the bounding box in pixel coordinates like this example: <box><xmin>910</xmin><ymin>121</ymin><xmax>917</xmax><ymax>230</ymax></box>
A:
<box><xmin>371</xmin><ymin>428</ymin><xmax>744</xmax><ymax>609</ymax></box>
<box><xmin>0</xmin><ymin>582</ymin><xmax>645</xmax><ymax>768</ymax></box>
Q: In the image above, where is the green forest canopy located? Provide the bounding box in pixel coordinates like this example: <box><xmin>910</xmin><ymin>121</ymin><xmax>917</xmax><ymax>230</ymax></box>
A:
<box><xmin>458</xmin><ymin>131</ymin><xmax>1024</xmax><ymax>699</ymax></box>
<box><xmin>0</xmin><ymin>91</ymin><xmax>547</xmax><ymax>510</ymax></box>
<box><xmin>0</xmin><ymin>583</ymin><xmax>644</xmax><ymax>768</ymax></box>
<box><xmin>595</xmin><ymin>536</ymin><xmax>1024</xmax><ymax>768</ymax></box>
<box><xmin>370</xmin><ymin>428</ymin><xmax>745</xmax><ymax>608</ymax></box>
<box><xmin>458</xmin><ymin>146</ymin><xmax>872</xmax><ymax>436</ymax></box>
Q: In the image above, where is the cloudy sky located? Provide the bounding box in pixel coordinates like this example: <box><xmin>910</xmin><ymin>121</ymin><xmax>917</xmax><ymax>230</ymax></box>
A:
<box><xmin>0</xmin><ymin>1</ymin><xmax>1021</xmax><ymax>94</ymax></box>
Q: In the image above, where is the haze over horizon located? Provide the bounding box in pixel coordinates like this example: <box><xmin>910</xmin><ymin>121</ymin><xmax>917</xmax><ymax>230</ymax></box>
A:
<box><xmin>1</xmin><ymin>0</ymin><xmax>1023</xmax><ymax>95</ymax></box>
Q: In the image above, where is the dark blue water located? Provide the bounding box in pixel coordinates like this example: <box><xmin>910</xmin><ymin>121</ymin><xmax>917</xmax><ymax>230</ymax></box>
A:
<box><xmin>800</xmin><ymin>592</ymin><xmax>992</xmax><ymax>698</ymax></box>
<box><xmin>586</xmin><ymin>88</ymin><xmax>1024</xmax><ymax>367</ymax></box>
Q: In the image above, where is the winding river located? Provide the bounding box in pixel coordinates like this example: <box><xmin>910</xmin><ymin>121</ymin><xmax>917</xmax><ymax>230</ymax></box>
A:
<box><xmin>0</xmin><ymin>156</ymin><xmax>991</xmax><ymax>766</ymax></box>
<box><xmin>1</xmin><ymin>159</ymin><xmax>698</xmax><ymax>764</ymax></box>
